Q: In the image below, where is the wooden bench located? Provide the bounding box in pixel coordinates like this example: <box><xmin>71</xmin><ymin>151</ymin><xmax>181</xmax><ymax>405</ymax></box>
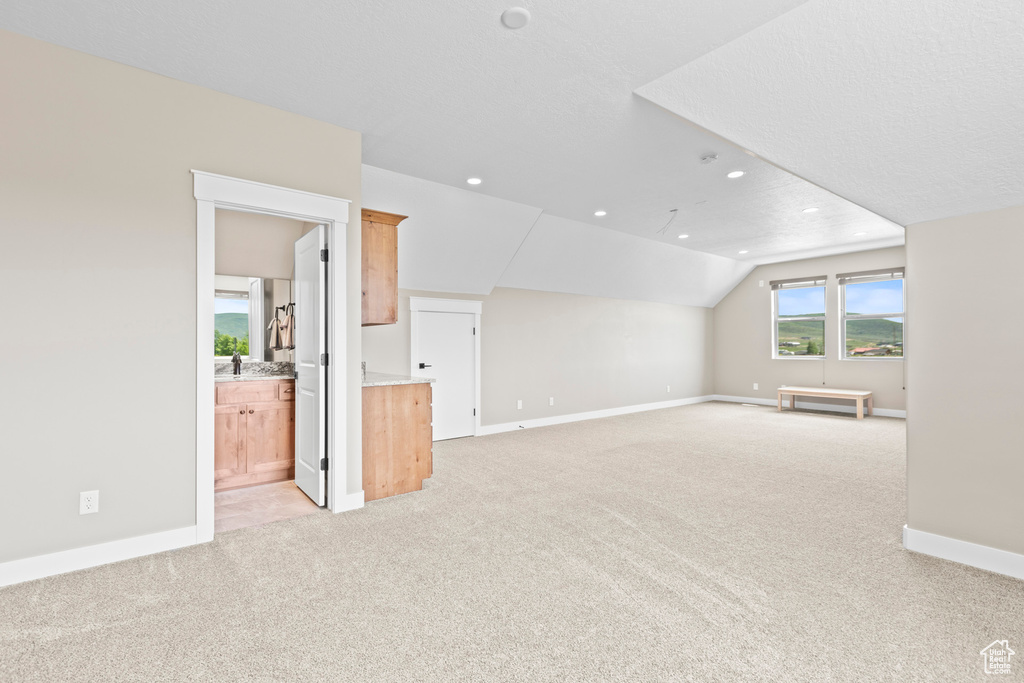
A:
<box><xmin>777</xmin><ymin>386</ymin><xmax>874</xmax><ymax>419</ymax></box>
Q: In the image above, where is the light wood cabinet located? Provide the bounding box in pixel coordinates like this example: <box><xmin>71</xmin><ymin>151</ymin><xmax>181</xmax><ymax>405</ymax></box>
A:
<box><xmin>214</xmin><ymin>379</ymin><xmax>295</xmax><ymax>491</ymax></box>
<box><xmin>361</xmin><ymin>208</ymin><xmax>407</xmax><ymax>326</ymax></box>
<box><xmin>362</xmin><ymin>382</ymin><xmax>432</xmax><ymax>502</ymax></box>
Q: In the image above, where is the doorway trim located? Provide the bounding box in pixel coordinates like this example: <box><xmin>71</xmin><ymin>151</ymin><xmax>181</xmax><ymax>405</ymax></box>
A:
<box><xmin>193</xmin><ymin>170</ymin><xmax>361</xmax><ymax>544</ymax></box>
<box><xmin>409</xmin><ymin>297</ymin><xmax>482</xmax><ymax>436</ymax></box>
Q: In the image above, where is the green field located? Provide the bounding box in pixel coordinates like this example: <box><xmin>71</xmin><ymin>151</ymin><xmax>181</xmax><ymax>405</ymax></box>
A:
<box><xmin>777</xmin><ymin>315</ymin><xmax>903</xmax><ymax>357</ymax></box>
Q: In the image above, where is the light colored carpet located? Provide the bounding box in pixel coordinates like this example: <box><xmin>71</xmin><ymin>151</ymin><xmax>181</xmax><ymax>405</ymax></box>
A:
<box><xmin>2</xmin><ymin>402</ymin><xmax>1021</xmax><ymax>682</ymax></box>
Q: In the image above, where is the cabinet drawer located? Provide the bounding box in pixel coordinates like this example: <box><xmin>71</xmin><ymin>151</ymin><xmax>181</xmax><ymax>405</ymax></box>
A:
<box><xmin>278</xmin><ymin>382</ymin><xmax>296</xmax><ymax>401</ymax></box>
<box><xmin>216</xmin><ymin>381</ymin><xmax>279</xmax><ymax>405</ymax></box>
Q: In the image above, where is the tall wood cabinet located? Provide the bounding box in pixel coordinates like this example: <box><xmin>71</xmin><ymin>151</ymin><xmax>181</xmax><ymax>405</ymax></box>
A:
<box><xmin>214</xmin><ymin>379</ymin><xmax>295</xmax><ymax>491</ymax></box>
<box><xmin>361</xmin><ymin>208</ymin><xmax>407</xmax><ymax>326</ymax></box>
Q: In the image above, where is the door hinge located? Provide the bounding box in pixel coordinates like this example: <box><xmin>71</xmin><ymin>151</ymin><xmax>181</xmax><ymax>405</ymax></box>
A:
<box><xmin>473</xmin><ymin>327</ymin><xmax>476</xmax><ymax>335</ymax></box>
<box><xmin>320</xmin><ymin>248</ymin><xmax>329</xmax><ymax>262</ymax></box>
<box><xmin>473</xmin><ymin>408</ymin><xmax>476</xmax><ymax>416</ymax></box>
<box><xmin>320</xmin><ymin>457</ymin><xmax>328</xmax><ymax>471</ymax></box>
<box><xmin>321</xmin><ymin>353</ymin><xmax>329</xmax><ymax>366</ymax></box>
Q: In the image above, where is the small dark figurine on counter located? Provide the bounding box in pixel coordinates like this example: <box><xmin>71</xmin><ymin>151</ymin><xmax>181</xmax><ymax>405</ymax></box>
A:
<box><xmin>231</xmin><ymin>342</ymin><xmax>242</xmax><ymax>375</ymax></box>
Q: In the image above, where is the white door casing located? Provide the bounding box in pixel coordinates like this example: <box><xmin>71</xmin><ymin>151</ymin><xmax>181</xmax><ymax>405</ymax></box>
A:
<box><xmin>410</xmin><ymin>297</ymin><xmax>482</xmax><ymax>440</ymax></box>
<box><xmin>194</xmin><ymin>171</ymin><xmax>360</xmax><ymax>545</ymax></box>
<box><xmin>293</xmin><ymin>226</ymin><xmax>327</xmax><ymax>505</ymax></box>
<box><xmin>248</xmin><ymin>277</ymin><xmax>264</xmax><ymax>362</ymax></box>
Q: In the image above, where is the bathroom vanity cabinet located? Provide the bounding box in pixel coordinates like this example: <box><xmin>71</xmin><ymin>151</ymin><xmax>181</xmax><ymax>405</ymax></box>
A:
<box><xmin>214</xmin><ymin>378</ymin><xmax>295</xmax><ymax>491</ymax></box>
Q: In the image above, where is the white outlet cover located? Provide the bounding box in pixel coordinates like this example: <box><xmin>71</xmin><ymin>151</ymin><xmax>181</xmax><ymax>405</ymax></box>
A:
<box><xmin>549</xmin><ymin>397</ymin><xmax>554</xmax><ymax>406</ymax></box>
<box><xmin>80</xmin><ymin>490</ymin><xmax>99</xmax><ymax>515</ymax></box>
<box><xmin>517</xmin><ymin>400</ymin><xmax>523</xmax><ymax>410</ymax></box>
<box><xmin>667</xmin><ymin>385</ymin><xmax>671</xmax><ymax>393</ymax></box>
<box><xmin>754</xmin><ymin>383</ymin><xmax>759</xmax><ymax>390</ymax></box>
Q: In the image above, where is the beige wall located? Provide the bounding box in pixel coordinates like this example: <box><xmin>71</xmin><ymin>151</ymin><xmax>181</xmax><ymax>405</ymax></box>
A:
<box><xmin>363</xmin><ymin>287</ymin><xmax>714</xmax><ymax>426</ymax></box>
<box><xmin>713</xmin><ymin>247</ymin><xmax>907</xmax><ymax>410</ymax></box>
<box><xmin>0</xmin><ymin>31</ymin><xmax>361</xmax><ymax>563</ymax></box>
<box><xmin>214</xmin><ymin>209</ymin><xmax>307</xmax><ymax>280</ymax></box>
<box><xmin>906</xmin><ymin>206</ymin><xmax>1024</xmax><ymax>555</ymax></box>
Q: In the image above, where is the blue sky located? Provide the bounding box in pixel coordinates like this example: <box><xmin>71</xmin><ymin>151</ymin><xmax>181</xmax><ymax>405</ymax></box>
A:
<box><xmin>844</xmin><ymin>279</ymin><xmax>903</xmax><ymax>315</ymax></box>
<box><xmin>214</xmin><ymin>298</ymin><xmax>249</xmax><ymax>315</ymax></box>
<box><xmin>778</xmin><ymin>279</ymin><xmax>903</xmax><ymax>317</ymax></box>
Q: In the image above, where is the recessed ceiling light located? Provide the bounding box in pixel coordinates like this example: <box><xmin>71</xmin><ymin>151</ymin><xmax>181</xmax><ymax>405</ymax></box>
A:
<box><xmin>738</xmin><ymin>250</ymin><xmax>749</xmax><ymax>255</ymax></box>
<box><xmin>854</xmin><ymin>231</ymin><xmax>867</xmax><ymax>236</ymax></box>
<box><xmin>677</xmin><ymin>234</ymin><xmax>689</xmax><ymax>239</ymax></box>
<box><xmin>727</xmin><ymin>171</ymin><xmax>745</xmax><ymax>179</ymax></box>
<box><xmin>802</xmin><ymin>207</ymin><xmax>819</xmax><ymax>213</ymax></box>
<box><xmin>467</xmin><ymin>177</ymin><xmax>482</xmax><ymax>185</ymax></box>
<box><xmin>501</xmin><ymin>7</ymin><xmax>531</xmax><ymax>29</ymax></box>
<box><xmin>594</xmin><ymin>210</ymin><xmax>607</xmax><ymax>217</ymax></box>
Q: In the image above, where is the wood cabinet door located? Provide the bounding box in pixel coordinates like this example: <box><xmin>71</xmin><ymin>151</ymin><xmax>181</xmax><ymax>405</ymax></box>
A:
<box><xmin>362</xmin><ymin>385</ymin><xmax>392</xmax><ymax>502</ymax></box>
<box><xmin>246</xmin><ymin>401</ymin><xmax>296</xmax><ymax>478</ymax></box>
<box><xmin>389</xmin><ymin>383</ymin><xmax>433</xmax><ymax>495</ymax></box>
<box><xmin>361</xmin><ymin>209</ymin><xmax>405</xmax><ymax>326</ymax></box>
<box><xmin>214</xmin><ymin>404</ymin><xmax>247</xmax><ymax>484</ymax></box>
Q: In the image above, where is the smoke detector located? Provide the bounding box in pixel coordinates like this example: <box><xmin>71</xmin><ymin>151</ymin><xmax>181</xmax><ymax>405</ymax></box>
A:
<box><xmin>501</xmin><ymin>8</ymin><xmax>531</xmax><ymax>29</ymax></box>
<box><xmin>699</xmin><ymin>153</ymin><xmax>719</xmax><ymax>164</ymax></box>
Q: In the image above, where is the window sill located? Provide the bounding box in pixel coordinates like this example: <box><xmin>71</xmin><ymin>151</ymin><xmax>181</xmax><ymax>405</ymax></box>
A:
<box><xmin>772</xmin><ymin>356</ymin><xmax>825</xmax><ymax>361</ymax></box>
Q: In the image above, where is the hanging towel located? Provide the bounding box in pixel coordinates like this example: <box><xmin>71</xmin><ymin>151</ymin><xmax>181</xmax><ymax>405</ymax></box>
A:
<box><xmin>281</xmin><ymin>303</ymin><xmax>295</xmax><ymax>350</ymax></box>
<box><xmin>267</xmin><ymin>314</ymin><xmax>284</xmax><ymax>351</ymax></box>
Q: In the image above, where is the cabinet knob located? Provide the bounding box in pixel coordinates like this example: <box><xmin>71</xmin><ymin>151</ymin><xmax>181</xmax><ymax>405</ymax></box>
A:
<box><xmin>239</xmin><ymin>410</ymin><xmax>244</xmax><ymax>415</ymax></box>
<box><xmin>249</xmin><ymin>409</ymin><xmax>254</xmax><ymax>414</ymax></box>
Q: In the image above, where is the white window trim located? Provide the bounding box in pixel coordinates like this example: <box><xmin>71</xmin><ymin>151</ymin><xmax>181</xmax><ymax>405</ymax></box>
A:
<box><xmin>772</xmin><ymin>281</ymin><xmax>826</xmax><ymax>360</ymax></box>
<box><xmin>839</xmin><ymin>275</ymin><xmax>905</xmax><ymax>361</ymax></box>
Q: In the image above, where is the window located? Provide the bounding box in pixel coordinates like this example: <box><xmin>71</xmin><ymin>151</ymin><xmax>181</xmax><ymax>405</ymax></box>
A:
<box><xmin>839</xmin><ymin>268</ymin><xmax>904</xmax><ymax>359</ymax></box>
<box><xmin>772</xmin><ymin>276</ymin><xmax>826</xmax><ymax>358</ymax></box>
<box><xmin>214</xmin><ymin>289</ymin><xmax>250</xmax><ymax>358</ymax></box>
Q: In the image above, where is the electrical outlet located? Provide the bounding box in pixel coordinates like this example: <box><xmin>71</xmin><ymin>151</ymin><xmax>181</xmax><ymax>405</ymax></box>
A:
<box><xmin>759</xmin><ymin>280</ymin><xmax>764</xmax><ymax>287</ymax></box>
<box><xmin>753</xmin><ymin>383</ymin><xmax>759</xmax><ymax>391</ymax></box>
<box><xmin>517</xmin><ymin>399</ymin><xmax>523</xmax><ymax>410</ymax></box>
<box><xmin>80</xmin><ymin>490</ymin><xmax>99</xmax><ymax>515</ymax></box>
<box><xmin>549</xmin><ymin>397</ymin><xmax>554</xmax><ymax>406</ymax></box>
<box><xmin>666</xmin><ymin>385</ymin><xmax>671</xmax><ymax>393</ymax></box>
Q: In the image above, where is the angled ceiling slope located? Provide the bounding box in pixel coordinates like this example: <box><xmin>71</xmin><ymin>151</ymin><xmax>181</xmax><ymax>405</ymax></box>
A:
<box><xmin>364</xmin><ymin>166</ymin><xmax>752</xmax><ymax>307</ymax></box>
<box><xmin>636</xmin><ymin>0</ymin><xmax>1024</xmax><ymax>226</ymax></box>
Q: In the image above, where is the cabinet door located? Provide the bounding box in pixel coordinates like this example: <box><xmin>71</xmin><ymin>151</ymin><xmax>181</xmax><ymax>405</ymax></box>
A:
<box><xmin>214</xmin><ymin>404</ymin><xmax>247</xmax><ymax>486</ymax></box>
<box><xmin>361</xmin><ymin>209</ymin><xmax>405</xmax><ymax>326</ymax></box>
<box><xmin>246</xmin><ymin>401</ymin><xmax>296</xmax><ymax>479</ymax></box>
<box><xmin>389</xmin><ymin>383</ymin><xmax>433</xmax><ymax>495</ymax></box>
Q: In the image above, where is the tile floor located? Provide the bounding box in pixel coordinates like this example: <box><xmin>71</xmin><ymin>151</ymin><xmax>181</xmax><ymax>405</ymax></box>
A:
<box><xmin>214</xmin><ymin>480</ymin><xmax>320</xmax><ymax>533</ymax></box>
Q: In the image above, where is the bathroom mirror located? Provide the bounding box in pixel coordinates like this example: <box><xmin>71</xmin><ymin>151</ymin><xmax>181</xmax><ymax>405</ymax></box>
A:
<box><xmin>214</xmin><ymin>275</ymin><xmax>293</xmax><ymax>362</ymax></box>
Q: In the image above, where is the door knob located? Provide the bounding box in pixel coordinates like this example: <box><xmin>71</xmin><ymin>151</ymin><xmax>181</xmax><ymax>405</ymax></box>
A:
<box><xmin>419</xmin><ymin>363</ymin><xmax>432</xmax><ymax>369</ymax></box>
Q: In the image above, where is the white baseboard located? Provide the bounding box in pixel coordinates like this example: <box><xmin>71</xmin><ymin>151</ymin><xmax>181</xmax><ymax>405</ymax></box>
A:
<box><xmin>477</xmin><ymin>395</ymin><xmax>715</xmax><ymax>436</ymax></box>
<box><xmin>712</xmin><ymin>394</ymin><xmax>906</xmax><ymax>419</ymax></box>
<box><xmin>903</xmin><ymin>525</ymin><xmax>1024</xmax><ymax>581</ymax></box>
<box><xmin>0</xmin><ymin>526</ymin><xmax>198</xmax><ymax>588</ymax></box>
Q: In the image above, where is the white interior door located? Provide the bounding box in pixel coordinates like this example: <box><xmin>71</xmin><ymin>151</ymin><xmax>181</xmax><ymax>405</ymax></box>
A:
<box><xmin>293</xmin><ymin>226</ymin><xmax>326</xmax><ymax>505</ymax></box>
<box><xmin>414</xmin><ymin>311</ymin><xmax>476</xmax><ymax>441</ymax></box>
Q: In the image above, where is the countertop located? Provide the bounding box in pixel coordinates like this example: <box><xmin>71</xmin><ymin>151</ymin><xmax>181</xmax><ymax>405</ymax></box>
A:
<box><xmin>214</xmin><ymin>374</ymin><xmax>294</xmax><ymax>383</ymax></box>
<box><xmin>363</xmin><ymin>371</ymin><xmax>434</xmax><ymax>387</ymax></box>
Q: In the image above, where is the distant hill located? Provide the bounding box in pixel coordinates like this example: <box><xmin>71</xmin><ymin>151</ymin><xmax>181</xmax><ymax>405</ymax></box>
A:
<box><xmin>215</xmin><ymin>313</ymin><xmax>249</xmax><ymax>340</ymax></box>
<box><xmin>777</xmin><ymin>315</ymin><xmax>902</xmax><ymax>350</ymax></box>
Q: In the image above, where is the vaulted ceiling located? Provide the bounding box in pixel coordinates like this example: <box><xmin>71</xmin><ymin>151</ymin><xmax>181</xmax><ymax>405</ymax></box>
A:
<box><xmin>3</xmin><ymin>0</ymin><xmax>1019</xmax><ymax>304</ymax></box>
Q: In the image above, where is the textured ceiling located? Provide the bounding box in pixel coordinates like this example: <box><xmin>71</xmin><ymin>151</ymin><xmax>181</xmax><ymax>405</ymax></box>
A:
<box><xmin>0</xmin><ymin>0</ymin><xmax>905</xmax><ymax>269</ymax></box>
<box><xmin>636</xmin><ymin>0</ymin><xmax>1024</xmax><ymax>226</ymax></box>
<box><xmin>364</xmin><ymin>165</ymin><xmax>752</xmax><ymax>307</ymax></box>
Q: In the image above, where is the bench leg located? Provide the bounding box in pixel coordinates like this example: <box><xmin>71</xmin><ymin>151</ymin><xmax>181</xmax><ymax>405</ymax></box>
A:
<box><xmin>790</xmin><ymin>395</ymin><xmax>795</xmax><ymax>410</ymax></box>
<box><xmin>867</xmin><ymin>397</ymin><xmax>873</xmax><ymax>416</ymax></box>
<box><xmin>777</xmin><ymin>394</ymin><xmax>782</xmax><ymax>412</ymax></box>
<box><xmin>856</xmin><ymin>398</ymin><xmax>864</xmax><ymax>419</ymax></box>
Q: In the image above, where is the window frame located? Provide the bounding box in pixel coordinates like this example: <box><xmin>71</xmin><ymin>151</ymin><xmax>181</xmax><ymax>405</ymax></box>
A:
<box><xmin>214</xmin><ymin>288</ymin><xmax>252</xmax><ymax>362</ymax></box>
<box><xmin>838</xmin><ymin>268</ymin><xmax>905</xmax><ymax>361</ymax></box>
<box><xmin>771</xmin><ymin>276</ymin><xmax>827</xmax><ymax>360</ymax></box>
